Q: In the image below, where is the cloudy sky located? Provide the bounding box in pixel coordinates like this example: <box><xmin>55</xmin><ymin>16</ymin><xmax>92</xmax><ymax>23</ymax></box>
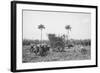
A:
<box><xmin>23</xmin><ymin>10</ymin><xmax>91</xmax><ymax>40</ymax></box>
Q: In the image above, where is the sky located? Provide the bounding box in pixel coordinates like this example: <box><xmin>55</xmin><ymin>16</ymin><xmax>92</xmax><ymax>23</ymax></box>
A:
<box><xmin>23</xmin><ymin>10</ymin><xmax>91</xmax><ymax>40</ymax></box>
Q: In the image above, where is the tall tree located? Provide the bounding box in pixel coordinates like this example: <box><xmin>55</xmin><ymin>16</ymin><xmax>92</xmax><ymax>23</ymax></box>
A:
<box><xmin>38</xmin><ymin>24</ymin><xmax>45</xmax><ymax>44</ymax></box>
<box><xmin>65</xmin><ymin>25</ymin><xmax>71</xmax><ymax>45</ymax></box>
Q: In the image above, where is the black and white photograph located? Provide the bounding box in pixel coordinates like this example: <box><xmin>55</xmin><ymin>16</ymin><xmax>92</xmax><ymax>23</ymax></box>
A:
<box><xmin>11</xmin><ymin>1</ymin><xmax>97</xmax><ymax>72</ymax></box>
<box><xmin>22</xmin><ymin>10</ymin><xmax>91</xmax><ymax>63</ymax></box>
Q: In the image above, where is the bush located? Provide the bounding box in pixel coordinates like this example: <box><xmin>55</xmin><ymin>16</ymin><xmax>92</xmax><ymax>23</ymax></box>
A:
<box><xmin>23</xmin><ymin>39</ymin><xmax>31</xmax><ymax>46</ymax></box>
<box><xmin>80</xmin><ymin>48</ymin><xmax>88</xmax><ymax>55</ymax></box>
<box><xmin>23</xmin><ymin>39</ymin><xmax>40</xmax><ymax>46</ymax></box>
<box><xmin>70</xmin><ymin>39</ymin><xmax>91</xmax><ymax>46</ymax></box>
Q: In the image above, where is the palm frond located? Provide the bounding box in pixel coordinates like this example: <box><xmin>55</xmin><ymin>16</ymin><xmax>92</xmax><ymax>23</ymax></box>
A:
<box><xmin>65</xmin><ymin>25</ymin><xmax>71</xmax><ymax>31</ymax></box>
<box><xmin>38</xmin><ymin>24</ymin><xmax>45</xmax><ymax>29</ymax></box>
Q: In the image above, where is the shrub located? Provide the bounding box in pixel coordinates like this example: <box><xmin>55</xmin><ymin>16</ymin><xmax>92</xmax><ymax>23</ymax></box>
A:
<box><xmin>70</xmin><ymin>39</ymin><xmax>91</xmax><ymax>46</ymax></box>
<box><xmin>23</xmin><ymin>39</ymin><xmax>31</xmax><ymax>46</ymax></box>
<box><xmin>80</xmin><ymin>48</ymin><xmax>88</xmax><ymax>55</ymax></box>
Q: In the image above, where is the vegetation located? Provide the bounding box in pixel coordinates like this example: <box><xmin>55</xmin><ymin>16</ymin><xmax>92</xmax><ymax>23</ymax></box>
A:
<box><xmin>23</xmin><ymin>39</ymin><xmax>40</xmax><ymax>46</ymax></box>
<box><xmin>22</xmin><ymin>45</ymin><xmax>91</xmax><ymax>63</ymax></box>
<box><xmin>23</xmin><ymin>39</ymin><xmax>91</xmax><ymax>46</ymax></box>
<box><xmin>22</xmin><ymin>38</ymin><xmax>91</xmax><ymax>63</ymax></box>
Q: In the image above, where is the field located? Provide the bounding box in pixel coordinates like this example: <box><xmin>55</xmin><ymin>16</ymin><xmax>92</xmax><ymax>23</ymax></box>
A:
<box><xmin>22</xmin><ymin>45</ymin><xmax>91</xmax><ymax>63</ymax></box>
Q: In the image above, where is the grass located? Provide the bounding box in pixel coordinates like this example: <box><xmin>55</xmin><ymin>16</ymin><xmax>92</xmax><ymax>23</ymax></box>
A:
<box><xmin>22</xmin><ymin>45</ymin><xmax>91</xmax><ymax>63</ymax></box>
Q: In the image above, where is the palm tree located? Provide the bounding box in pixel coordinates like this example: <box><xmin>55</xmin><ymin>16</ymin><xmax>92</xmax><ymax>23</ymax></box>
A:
<box><xmin>38</xmin><ymin>24</ymin><xmax>45</xmax><ymax>44</ymax></box>
<box><xmin>65</xmin><ymin>25</ymin><xmax>71</xmax><ymax>45</ymax></box>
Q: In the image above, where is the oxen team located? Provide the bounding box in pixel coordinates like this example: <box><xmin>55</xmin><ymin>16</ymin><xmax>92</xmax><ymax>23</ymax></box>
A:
<box><xmin>30</xmin><ymin>44</ymin><xmax>50</xmax><ymax>56</ymax></box>
<box><xmin>30</xmin><ymin>43</ymin><xmax>74</xmax><ymax>57</ymax></box>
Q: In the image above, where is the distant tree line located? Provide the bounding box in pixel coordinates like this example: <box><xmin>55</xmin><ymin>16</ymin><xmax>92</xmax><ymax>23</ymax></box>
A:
<box><xmin>23</xmin><ymin>38</ymin><xmax>90</xmax><ymax>47</ymax></box>
<box><xmin>23</xmin><ymin>39</ymin><xmax>40</xmax><ymax>46</ymax></box>
<box><xmin>23</xmin><ymin>39</ymin><xmax>50</xmax><ymax>46</ymax></box>
<box><xmin>68</xmin><ymin>39</ymin><xmax>91</xmax><ymax>46</ymax></box>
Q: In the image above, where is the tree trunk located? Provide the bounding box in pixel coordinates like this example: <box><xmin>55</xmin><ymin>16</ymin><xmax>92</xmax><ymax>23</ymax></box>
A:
<box><xmin>41</xmin><ymin>29</ymin><xmax>42</xmax><ymax>45</ymax></box>
<box><xmin>67</xmin><ymin>30</ymin><xmax>69</xmax><ymax>45</ymax></box>
<box><xmin>66</xmin><ymin>30</ymin><xmax>69</xmax><ymax>47</ymax></box>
